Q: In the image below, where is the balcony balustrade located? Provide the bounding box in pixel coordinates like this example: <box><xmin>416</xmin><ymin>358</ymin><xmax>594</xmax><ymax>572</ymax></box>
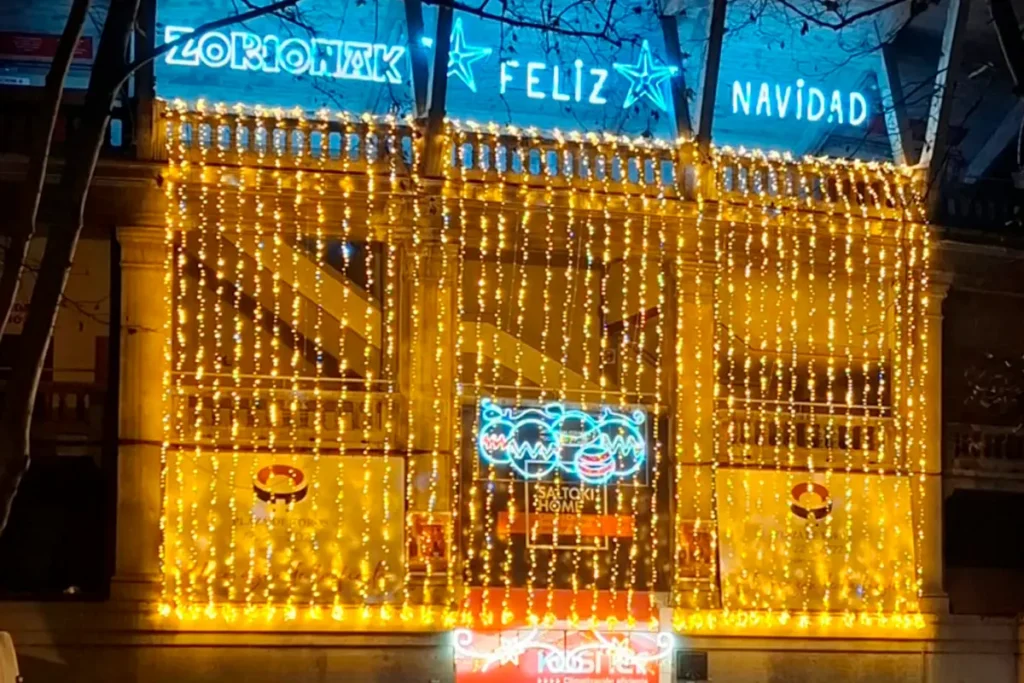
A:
<box><xmin>169</xmin><ymin>375</ymin><xmax>401</xmax><ymax>451</ymax></box>
<box><xmin>155</xmin><ymin>104</ymin><xmax>916</xmax><ymax>222</ymax></box>
<box><xmin>946</xmin><ymin>421</ymin><xmax>1024</xmax><ymax>477</ymax></box>
<box><xmin>717</xmin><ymin>400</ymin><xmax>892</xmax><ymax>467</ymax></box>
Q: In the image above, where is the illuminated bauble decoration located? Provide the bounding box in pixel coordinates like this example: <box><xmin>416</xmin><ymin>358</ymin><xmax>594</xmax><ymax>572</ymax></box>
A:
<box><xmin>477</xmin><ymin>400</ymin><xmax>646</xmax><ymax>485</ymax></box>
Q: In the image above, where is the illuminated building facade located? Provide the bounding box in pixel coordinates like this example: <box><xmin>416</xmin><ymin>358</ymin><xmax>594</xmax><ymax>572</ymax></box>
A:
<box><xmin>3</xmin><ymin>0</ymin><xmax>1024</xmax><ymax>680</ymax></box>
<box><xmin>153</xmin><ymin>104</ymin><xmax>939</xmax><ymax>666</ymax></box>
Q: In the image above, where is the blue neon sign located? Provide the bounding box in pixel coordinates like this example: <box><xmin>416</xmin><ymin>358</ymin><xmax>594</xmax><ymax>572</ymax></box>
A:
<box><xmin>613</xmin><ymin>40</ymin><xmax>678</xmax><ymax>112</ymax></box>
<box><xmin>442</xmin><ymin>6</ymin><xmax>677</xmax><ymax>137</ymax></box>
<box><xmin>447</xmin><ymin>17</ymin><xmax>492</xmax><ymax>93</ymax></box>
<box><xmin>445</xmin><ymin>25</ymin><xmax>677</xmax><ymax>114</ymax></box>
<box><xmin>162</xmin><ymin>26</ymin><xmax>408</xmax><ymax>83</ymax></box>
<box><xmin>154</xmin><ymin>0</ymin><xmax>422</xmax><ymax>114</ymax></box>
<box><xmin>499</xmin><ymin>59</ymin><xmax>609</xmax><ymax>105</ymax></box>
<box><xmin>730</xmin><ymin>79</ymin><xmax>868</xmax><ymax>127</ymax></box>
<box><xmin>477</xmin><ymin>400</ymin><xmax>646</xmax><ymax>485</ymax></box>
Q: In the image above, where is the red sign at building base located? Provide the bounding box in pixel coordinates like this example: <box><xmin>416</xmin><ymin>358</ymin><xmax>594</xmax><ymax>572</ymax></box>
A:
<box><xmin>454</xmin><ymin>628</ymin><xmax>673</xmax><ymax>683</ymax></box>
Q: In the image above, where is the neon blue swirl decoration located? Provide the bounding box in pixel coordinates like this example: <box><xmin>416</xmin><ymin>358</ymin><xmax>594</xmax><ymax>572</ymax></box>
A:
<box><xmin>477</xmin><ymin>400</ymin><xmax>646</xmax><ymax>485</ymax></box>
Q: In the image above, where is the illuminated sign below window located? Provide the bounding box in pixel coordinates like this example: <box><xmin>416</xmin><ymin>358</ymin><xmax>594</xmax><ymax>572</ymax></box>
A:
<box><xmin>477</xmin><ymin>400</ymin><xmax>646</xmax><ymax>485</ymax></box>
<box><xmin>731</xmin><ymin>79</ymin><xmax>869</xmax><ymax>127</ymax></box>
<box><xmin>162</xmin><ymin>26</ymin><xmax>408</xmax><ymax>83</ymax></box>
<box><xmin>453</xmin><ymin>628</ymin><xmax>674</xmax><ymax>681</ymax></box>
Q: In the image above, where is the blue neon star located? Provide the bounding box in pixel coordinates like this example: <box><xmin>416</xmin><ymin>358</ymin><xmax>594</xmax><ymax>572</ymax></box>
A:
<box><xmin>447</xmin><ymin>17</ymin><xmax>492</xmax><ymax>93</ymax></box>
<box><xmin>612</xmin><ymin>40</ymin><xmax>678</xmax><ymax>112</ymax></box>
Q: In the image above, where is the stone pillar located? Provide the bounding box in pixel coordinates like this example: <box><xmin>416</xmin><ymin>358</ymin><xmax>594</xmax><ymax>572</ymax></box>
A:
<box><xmin>674</xmin><ymin>262</ymin><xmax>717</xmax><ymax>609</ymax></box>
<box><xmin>677</xmin><ymin>264</ymin><xmax>716</xmax><ymax>472</ymax></box>
<box><xmin>112</xmin><ymin>226</ymin><xmax>167</xmax><ymax>600</ymax></box>
<box><xmin>917</xmin><ymin>274</ymin><xmax>950</xmax><ymax>611</ymax></box>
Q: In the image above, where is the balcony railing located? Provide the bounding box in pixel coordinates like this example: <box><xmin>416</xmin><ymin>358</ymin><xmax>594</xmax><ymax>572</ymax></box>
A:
<box><xmin>717</xmin><ymin>401</ymin><xmax>892</xmax><ymax>465</ymax></box>
<box><xmin>163</xmin><ymin>102</ymin><xmax>417</xmax><ymax>174</ymax></box>
<box><xmin>159</xmin><ymin>104</ymin><xmax>919</xmax><ymax>219</ymax></box>
<box><xmin>0</xmin><ymin>379</ymin><xmax>107</xmax><ymax>456</ymax></box>
<box><xmin>1</xmin><ymin>95</ymin><xmax>926</xmax><ymax>224</ymax></box>
<box><xmin>946</xmin><ymin>422</ymin><xmax>1024</xmax><ymax>476</ymax></box>
<box><xmin>170</xmin><ymin>380</ymin><xmax>402</xmax><ymax>451</ymax></box>
<box><xmin>449</xmin><ymin>124</ymin><xmax>685</xmax><ymax>198</ymax></box>
<box><xmin>715</xmin><ymin>150</ymin><xmax>916</xmax><ymax>219</ymax></box>
<box><xmin>938</xmin><ymin>178</ymin><xmax>1024</xmax><ymax>233</ymax></box>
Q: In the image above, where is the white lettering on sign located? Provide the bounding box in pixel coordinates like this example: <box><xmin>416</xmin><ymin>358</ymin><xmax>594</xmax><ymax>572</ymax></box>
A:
<box><xmin>448</xmin><ymin>20</ymin><xmax>674</xmax><ymax>112</ymax></box>
<box><xmin>536</xmin><ymin>648</ymin><xmax>650</xmax><ymax>675</ymax></box>
<box><xmin>162</xmin><ymin>26</ymin><xmax>407</xmax><ymax>84</ymax></box>
<box><xmin>730</xmin><ymin>79</ymin><xmax>868</xmax><ymax>126</ymax></box>
<box><xmin>533</xmin><ymin>484</ymin><xmax>599</xmax><ymax>514</ymax></box>
<box><xmin>453</xmin><ymin>628</ymin><xmax>675</xmax><ymax>675</ymax></box>
<box><xmin>498</xmin><ymin>58</ymin><xmax>610</xmax><ymax>105</ymax></box>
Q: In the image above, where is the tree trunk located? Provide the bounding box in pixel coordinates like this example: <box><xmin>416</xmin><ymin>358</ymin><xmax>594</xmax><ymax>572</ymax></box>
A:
<box><xmin>0</xmin><ymin>0</ymin><xmax>303</xmax><ymax>535</ymax></box>
<box><xmin>0</xmin><ymin>0</ymin><xmax>91</xmax><ymax>339</ymax></box>
<box><xmin>0</xmin><ymin>0</ymin><xmax>140</xmax><ymax>535</ymax></box>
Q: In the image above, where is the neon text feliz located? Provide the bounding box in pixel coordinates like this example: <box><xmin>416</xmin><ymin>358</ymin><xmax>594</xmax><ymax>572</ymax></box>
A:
<box><xmin>500</xmin><ymin>59</ymin><xmax>610</xmax><ymax>105</ymax></box>
<box><xmin>731</xmin><ymin>79</ymin><xmax>869</xmax><ymax>126</ymax></box>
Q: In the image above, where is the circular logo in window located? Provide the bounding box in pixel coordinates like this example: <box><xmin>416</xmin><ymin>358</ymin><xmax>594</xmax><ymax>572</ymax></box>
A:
<box><xmin>790</xmin><ymin>482</ymin><xmax>832</xmax><ymax>521</ymax></box>
<box><xmin>253</xmin><ymin>464</ymin><xmax>308</xmax><ymax>504</ymax></box>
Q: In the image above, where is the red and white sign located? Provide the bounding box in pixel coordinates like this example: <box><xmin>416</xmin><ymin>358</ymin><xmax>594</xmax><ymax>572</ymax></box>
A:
<box><xmin>0</xmin><ymin>33</ymin><xmax>94</xmax><ymax>62</ymax></box>
<box><xmin>454</xmin><ymin>628</ymin><xmax>673</xmax><ymax>683</ymax></box>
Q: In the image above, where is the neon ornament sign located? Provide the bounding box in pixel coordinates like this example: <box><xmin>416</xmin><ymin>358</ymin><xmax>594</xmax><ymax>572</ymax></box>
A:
<box><xmin>477</xmin><ymin>400</ymin><xmax>646</xmax><ymax>485</ymax></box>
<box><xmin>453</xmin><ymin>628</ymin><xmax>675</xmax><ymax>675</ymax></box>
<box><xmin>163</xmin><ymin>26</ymin><xmax>407</xmax><ymax>83</ymax></box>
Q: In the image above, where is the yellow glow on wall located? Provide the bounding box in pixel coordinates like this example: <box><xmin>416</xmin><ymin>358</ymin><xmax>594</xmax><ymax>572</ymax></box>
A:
<box><xmin>159</xmin><ymin>103</ymin><xmax>930</xmax><ymax>632</ymax></box>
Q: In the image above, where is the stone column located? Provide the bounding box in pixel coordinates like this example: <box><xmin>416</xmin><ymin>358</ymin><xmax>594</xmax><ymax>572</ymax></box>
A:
<box><xmin>677</xmin><ymin>264</ymin><xmax>716</xmax><ymax>473</ymax></box>
<box><xmin>112</xmin><ymin>226</ymin><xmax>167</xmax><ymax>601</ymax></box>
<box><xmin>674</xmin><ymin>262</ymin><xmax>717</xmax><ymax>609</ymax></box>
<box><xmin>917</xmin><ymin>274</ymin><xmax>951</xmax><ymax>611</ymax></box>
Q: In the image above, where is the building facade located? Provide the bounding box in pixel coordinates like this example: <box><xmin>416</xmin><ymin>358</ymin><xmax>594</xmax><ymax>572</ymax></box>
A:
<box><xmin>2</xmin><ymin>0</ymin><xmax>1024</xmax><ymax>681</ymax></box>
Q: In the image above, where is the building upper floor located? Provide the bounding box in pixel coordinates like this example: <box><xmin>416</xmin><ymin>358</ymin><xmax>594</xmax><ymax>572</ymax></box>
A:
<box><xmin>1</xmin><ymin>0</ymin><xmax>1023</xmax><ymax>233</ymax></box>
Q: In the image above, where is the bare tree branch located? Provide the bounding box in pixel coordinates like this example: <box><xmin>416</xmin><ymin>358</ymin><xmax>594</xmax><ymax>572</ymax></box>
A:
<box><xmin>117</xmin><ymin>0</ymin><xmax>301</xmax><ymax>88</ymax></box>
<box><xmin>0</xmin><ymin>0</ymin><xmax>92</xmax><ymax>345</ymax></box>
<box><xmin>773</xmin><ymin>0</ymin><xmax>911</xmax><ymax>30</ymax></box>
<box><xmin>421</xmin><ymin>0</ymin><xmax>623</xmax><ymax>46</ymax></box>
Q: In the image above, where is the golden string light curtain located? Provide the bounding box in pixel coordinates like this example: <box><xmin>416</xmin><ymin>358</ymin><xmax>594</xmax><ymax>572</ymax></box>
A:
<box><xmin>160</xmin><ymin>103</ymin><xmax>931</xmax><ymax>632</ymax></box>
<box><xmin>677</xmin><ymin>149</ymin><xmax>930</xmax><ymax>631</ymax></box>
<box><xmin>447</xmin><ymin>123</ymin><xmax>671</xmax><ymax>632</ymax></box>
<box><xmin>162</xmin><ymin>103</ymin><xmax>409</xmax><ymax>624</ymax></box>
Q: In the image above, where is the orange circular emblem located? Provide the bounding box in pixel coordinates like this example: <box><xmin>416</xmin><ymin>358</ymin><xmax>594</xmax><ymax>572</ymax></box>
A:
<box><xmin>790</xmin><ymin>482</ymin><xmax>832</xmax><ymax>520</ymax></box>
<box><xmin>253</xmin><ymin>465</ymin><xmax>308</xmax><ymax>503</ymax></box>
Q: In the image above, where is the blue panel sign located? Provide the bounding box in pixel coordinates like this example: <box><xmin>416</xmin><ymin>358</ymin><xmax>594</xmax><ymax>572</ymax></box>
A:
<box><xmin>730</xmin><ymin>79</ymin><xmax>868</xmax><ymax>127</ymax></box>
<box><xmin>676</xmin><ymin>0</ymin><xmax>894</xmax><ymax>160</ymax></box>
<box><xmin>0</xmin><ymin>0</ymin><xmax>110</xmax><ymax>89</ymax></box>
<box><xmin>155</xmin><ymin>0</ymin><xmax>426</xmax><ymax>114</ymax></box>
<box><xmin>444</xmin><ymin>6</ymin><xmax>678</xmax><ymax>138</ymax></box>
<box><xmin>161</xmin><ymin>26</ymin><xmax>407</xmax><ymax>84</ymax></box>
